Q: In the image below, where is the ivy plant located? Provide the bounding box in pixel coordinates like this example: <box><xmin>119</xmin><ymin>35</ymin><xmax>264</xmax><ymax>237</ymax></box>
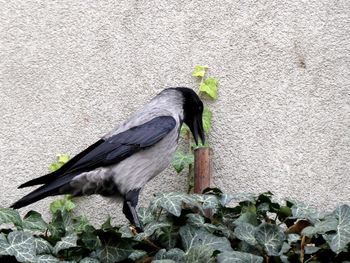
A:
<box><xmin>1</xmin><ymin>189</ymin><xmax>349</xmax><ymax>262</ymax></box>
<box><xmin>172</xmin><ymin>65</ymin><xmax>218</xmax><ymax>193</ymax></box>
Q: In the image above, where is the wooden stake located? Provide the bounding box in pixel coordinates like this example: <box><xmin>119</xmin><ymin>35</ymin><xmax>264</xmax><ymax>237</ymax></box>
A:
<box><xmin>194</xmin><ymin>147</ymin><xmax>212</xmax><ymax>194</ymax></box>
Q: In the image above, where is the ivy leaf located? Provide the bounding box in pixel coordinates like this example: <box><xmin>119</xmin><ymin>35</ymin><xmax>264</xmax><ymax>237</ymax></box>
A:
<box><xmin>53</xmin><ymin>234</ymin><xmax>78</xmax><ymax>255</ymax></box>
<box><xmin>185</xmin><ymin>245</ymin><xmax>216</xmax><ymax>263</ymax></box>
<box><xmin>153</xmin><ymin>260</ymin><xmax>177</xmax><ymax>263</ymax></box>
<box><xmin>50</xmin><ymin>154</ymin><xmax>70</xmax><ymax>172</ymax></box>
<box><xmin>96</xmin><ymin>240</ymin><xmax>134</xmax><ymax>263</ymax></box>
<box><xmin>234</xmin><ymin>223</ymin><xmax>257</xmax><ymax>246</ymax></box>
<box><xmin>128</xmin><ymin>250</ymin><xmax>147</xmax><ymax>261</ymax></box>
<box><xmin>192</xmin><ymin>65</ymin><xmax>208</xmax><ymax>78</ymax></box>
<box><xmin>50</xmin><ymin>196</ymin><xmax>75</xmax><ymax>214</ymax></box>
<box><xmin>180</xmin><ymin>124</ymin><xmax>190</xmax><ymax>138</ymax></box>
<box><xmin>6</xmin><ymin>231</ymin><xmax>36</xmax><ymax>263</ymax></box>
<box><xmin>22</xmin><ymin>211</ymin><xmax>48</xmax><ymax>232</ymax></box>
<box><xmin>217</xmin><ymin>251</ymin><xmax>263</xmax><ymax>263</ymax></box>
<box><xmin>80</xmin><ymin>257</ymin><xmax>101</xmax><ymax>263</ymax></box>
<box><xmin>35</xmin><ymin>238</ymin><xmax>53</xmax><ymax>254</ymax></box>
<box><xmin>186</xmin><ymin>213</ymin><xmax>205</xmax><ymax>227</ymax></box>
<box><xmin>302</xmin><ymin>217</ymin><xmax>338</xmax><ymax>237</ymax></box>
<box><xmin>36</xmin><ymin>254</ymin><xmax>60</xmax><ymax>263</ymax></box>
<box><xmin>192</xmin><ymin>194</ymin><xmax>219</xmax><ymax>209</ymax></box>
<box><xmin>220</xmin><ymin>193</ymin><xmax>256</xmax><ymax>206</ymax></box>
<box><xmin>0</xmin><ymin>233</ymin><xmax>9</xmax><ymax>255</ymax></box>
<box><xmin>0</xmin><ymin>208</ymin><xmax>22</xmax><ymax>228</ymax></box>
<box><xmin>328</xmin><ymin>204</ymin><xmax>350</xmax><ymax>254</ymax></box>
<box><xmin>202</xmin><ymin>107</ymin><xmax>212</xmax><ymax>134</ymax></box>
<box><xmin>155</xmin><ymin>248</ymin><xmax>186</xmax><ymax>262</ymax></box>
<box><xmin>199</xmin><ymin>77</ymin><xmax>218</xmax><ymax>100</ymax></box>
<box><xmin>255</xmin><ymin>223</ymin><xmax>285</xmax><ymax>256</ymax></box>
<box><xmin>150</xmin><ymin>192</ymin><xmax>192</xmax><ymax>217</ymax></box>
<box><xmin>172</xmin><ymin>151</ymin><xmax>194</xmax><ymax>174</ymax></box>
<box><xmin>135</xmin><ymin>222</ymin><xmax>171</xmax><ymax>241</ymax></box>
<box><xmin>137</xmin><ymin>207</ymin><xmax>155</xmax><ymax>225</ymax></box>
<box><xmin>290</xmin><ymin>201</ymin><xmax>322</xmax><ymax>223</ymax></box>
<box><xmin>118</xmin><ymin>225</ymin><xmax>134</xmax><ymax>238</ymax></box>
<box><xmin>179</xmin><ymin>225</ymin><xmax>232</xmax><ymax>252</ymax></box>
<box><xmin>57</xmin><ymin>154</ymin><xmax>70</xmax><ymax>164</ymax></box>
<box><xmin>81</xmin><ymin>231</ymin><xmax>101</xmax><ymax>250</ymax></box>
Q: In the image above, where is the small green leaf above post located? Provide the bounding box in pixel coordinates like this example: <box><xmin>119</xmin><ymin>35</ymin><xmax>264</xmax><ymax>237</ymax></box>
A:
<box><xmin>202</xmin><ymin>107</ymin><xmax>212</xmax><ymax>134</ymax></box>
<box><xmin>199</xmin><ymin>77</ymin><xmax>218</xmax><ymax>100</ymax></box>
<box><xmin>192</xmin><ymin>65</ymin><xmax>208</xmax><ymax>78</ymax></box>
<box><xmin>172</xmin><ymin>151</ymin><xmax>194</xmax><ymax>174</ymax></box>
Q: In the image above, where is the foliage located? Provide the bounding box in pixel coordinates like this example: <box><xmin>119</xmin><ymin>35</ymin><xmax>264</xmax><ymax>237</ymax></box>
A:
<box><xmin>49</xmin><ymin>154</ymin><xmax>70</xmax><ymax>172</ymax></box>
<box><xmin>1</xmin><ymin>190</ymin><xmax>349</xmax><ymax>262</ymax></box>
<box><xmin>172</xmin><ymin>66</ymin><xmax>218</xmax><ymax>192</ymax></box>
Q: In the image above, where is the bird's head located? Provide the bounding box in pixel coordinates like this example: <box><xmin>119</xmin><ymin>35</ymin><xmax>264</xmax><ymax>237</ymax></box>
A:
<box><xmin>175</xmin><ymin>87</ymin><xmax>205</xmax><ymax>145</ymax></box>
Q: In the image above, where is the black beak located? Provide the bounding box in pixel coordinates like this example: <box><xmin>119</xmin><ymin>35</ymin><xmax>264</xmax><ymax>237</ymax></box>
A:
<box><xmin>190</xmin><ymin>115</ymin><xmax>205</xmax><ymax>146</ymax></box>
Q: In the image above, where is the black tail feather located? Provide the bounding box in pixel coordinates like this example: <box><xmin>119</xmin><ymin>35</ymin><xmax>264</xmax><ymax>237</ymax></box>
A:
<box><xmin>12</xmin><ymin>174</ymin><xmax>75</xmax><ymax>209</ymax></box>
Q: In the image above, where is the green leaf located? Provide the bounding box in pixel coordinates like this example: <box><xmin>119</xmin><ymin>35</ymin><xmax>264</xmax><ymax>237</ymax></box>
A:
<box><xmin>179</xmin><ymin>225</ymin><xmax>232</xmax><ymax>252</ymax></box>
<box><xmin>36</xmin><ymin>254</ymin><xmax>60</xmax><ymax>263</ymax></box>
<box><xmin>128</xmin><ymin>250</ymin><xmax>147</xmax><ymax>261</ymax></box>
<box><xmin>22</xmin><ymin>211</ymin><xmax>48</xmax><ymax>232</ymax></box>
<box><xmin>220</xmin><ymin>193</ymin><xmax>256</xmax><ymax>206</ymax></box>
<box><xmin>186</xmin><ymin>213</ymin><xmax>205</xmax><ymax>227</ymax></box>
<box><xmin>192</xmin><ymin>65</ymin><xmax>208</xmax><ymax>78</ymax></box>
<box><xmin>255</xmin><ymin>223</ymin><xmax>285</xmax><ymax>256</ymax></box>
<box><xmin>53</xmin><ymin>234</ymin><xmax>78</xmax><ymax>255</ymax></box>
<box><xmin>180</xmin><ymin>124</ymin><xmax>190</xmax><ymax>138</ymax></box>
<box><xmin>155</xmin><ymin>248</ymin><xmax>186</xmax><ymax>262</ymax></box>
<box><xmin>57</xmin><ymin>154</ymin><xmax>70</xmax><ymax>164</ymax></box>
<box><xmin>158</xmin><ymin>225</ymin><xmax>178</xmax><ymax>249</ymax></box>
<box><xmin>35</xmin><ymin>238</ymin><xmax>53</xmax><ymax>254</ymax></box>
<box><xmin>135</xmin><ymin>221</ymin><xmax>171</xmax><ymax>241</ymax></box>
<box><xmin>50</xmin><ymin>163</ymin><xmax>63</xmax><ymax>172</ymax></box>
<box><xmin>150</xmin><ymin>192</ymin><xmax>193</xmax><ymax>217</ymax></box>
<box><xmin>80</xmin><ymin>257</ymin><xmax>100</xmax><ymax>263</ymax></box>
<box><xmin>328</xmin><ymin>204</ymin><xmax>350</xmax><ymax>254</ymax></box>
<box><xmin>81</xmin><ymin>231</ymin><xmax>101</xmax><ymax>250</ymax></box>
<box><xmin>0</xmin><ymin>208</ymin><xmax>22</xmax><ymax>228</ymax></box>
<box><xmin>202</xmin><ymin>107</ymin><xmax>212</xmax><ymax>134</ymax></box>
<box><xmin>50</xmin><ymin>196</ymin><xmax>75</xmax><ymax>214</ymax></box>
<box><xmin>50</xmin><ymin>154</ymin><xmax>70</xmax><ymax>172</ymax></box>
<box><xmin>234</xmin><ymin>223</ymin><xmax>257</xmax><ymax>246</ymax></box>
<box><xmin>96</xmin><ymin>240</ymin><xmax>134</xmax><ymax>263</ymax></box>
<box><xmin>0</xmin><ymin>233</ymin><xmax>9</xmax><ymax>255</ymax></box>
<box><xmin>192</xmin><ymin>194</ymin><xmax>219</xmax><ymax>209</ymax></box>
<box><xmin>199</xmin><ymin>77</ymin><xmax>218</xmax><ymax>100</ymax></box>
<box><xmin>302</xmin><ymin>217</ymin><xmax>338</xmax><ymax>237</ymax></box>
<box><xmin>291</xmin><ymin>201</ymin><xmax>322</xmax><ymax>223</ymax></box>
<box><xmin>118</xmin><ymin>225</ymin><xmax>134</xmax><ymax>238</ymax></box>
<box><xmin>217</xmin><ymin>251</ymin><xmax>263</xmax><ymax>263</ymax></box>
<box><xmin>6</xmin><ymin>231</ymin><xmax>36</xmax><ymax>263</ymax></box>
<box><xmin>137</xmin><ymin>207</ymin><xmax>155</xmax><ymax>225</ymax></box>
<box><xmin>185</xmin><ymin>245</ymin><xmax>216</xmax><ymax>263</ymax></box>
<box><xmin>172</xmin><ymin>151</ymin><xmax>194</xmax><ymax>174</ymax></box>
<box><xmin>234</xmin><ymin>211</ymin><xmax>258</xmax><ymax>226</ymax></box>
<box><xmin>153</xmin><ymin>260</ymin><xmax>177</xmax><ymax>263</ymax></box>
<box><xmin>101</xmin><ymin>216</ymin><xmax>113</xmax><ymax>231</ymax></box>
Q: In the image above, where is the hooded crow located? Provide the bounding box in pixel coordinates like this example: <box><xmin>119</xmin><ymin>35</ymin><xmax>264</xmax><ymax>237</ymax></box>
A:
<box><xmin>11</xmin><ymin>87</ymin><xmax>205</xmax><ymax>230</ymax></box>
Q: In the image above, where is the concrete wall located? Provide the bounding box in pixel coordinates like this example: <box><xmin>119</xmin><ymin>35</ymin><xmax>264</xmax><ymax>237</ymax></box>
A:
<box><xmin>1</xmin><ymin>0</ymin><xmax>349</xmax><ymax>224</ymax></box>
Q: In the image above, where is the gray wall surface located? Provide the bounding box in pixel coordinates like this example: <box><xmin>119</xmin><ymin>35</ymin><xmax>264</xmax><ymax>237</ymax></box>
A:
<box><xmin>1</xmin><ymin>0</ymin><xmax>349</xmax><ymax>225</ymax></box>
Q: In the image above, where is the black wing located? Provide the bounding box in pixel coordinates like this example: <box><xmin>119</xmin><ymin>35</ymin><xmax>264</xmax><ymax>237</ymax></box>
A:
<box><xmin>12</xmin><ymin>116</ymin><xmax>176</xmax><ymax>208</ymax></box>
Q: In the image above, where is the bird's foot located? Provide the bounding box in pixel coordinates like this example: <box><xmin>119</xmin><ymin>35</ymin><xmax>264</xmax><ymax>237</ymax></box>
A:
<box><xmin>129</xmin><ymin>225</ymin><xmax>142</xmax><ymax>235</ymax></box>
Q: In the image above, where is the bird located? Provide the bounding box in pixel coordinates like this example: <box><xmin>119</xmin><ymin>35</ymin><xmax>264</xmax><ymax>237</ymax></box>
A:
<box><xmin>11</xmin><ymin>87</ymin><xmax>205</xmax><ymax>230</ymax></box>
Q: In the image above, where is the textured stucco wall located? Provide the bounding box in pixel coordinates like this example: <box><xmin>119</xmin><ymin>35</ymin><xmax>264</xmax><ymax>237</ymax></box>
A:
<box><xmin>1</xmin><ymin>0</ymin><xmax>349</xmax><ymax>224</ymax></box>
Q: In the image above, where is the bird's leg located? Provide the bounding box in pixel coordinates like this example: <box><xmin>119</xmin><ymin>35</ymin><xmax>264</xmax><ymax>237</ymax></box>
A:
<box><xmin>123</xmin><ymin>189</ymin><xmax>142</xmax><ymax>232</ymax></box>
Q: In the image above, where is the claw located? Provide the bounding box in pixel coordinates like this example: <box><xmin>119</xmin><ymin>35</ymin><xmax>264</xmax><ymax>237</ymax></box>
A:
<box><xmin>129</xmin><ymin>225</ymin><xmax>141</xmax><ymax>235</ymax></box>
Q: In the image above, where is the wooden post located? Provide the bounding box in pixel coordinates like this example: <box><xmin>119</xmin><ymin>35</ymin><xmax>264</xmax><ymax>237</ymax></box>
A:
<box><xmin>194</xmin><ymin>147</ymin><xmax>212</xmax><ymax>194</ymax></box>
